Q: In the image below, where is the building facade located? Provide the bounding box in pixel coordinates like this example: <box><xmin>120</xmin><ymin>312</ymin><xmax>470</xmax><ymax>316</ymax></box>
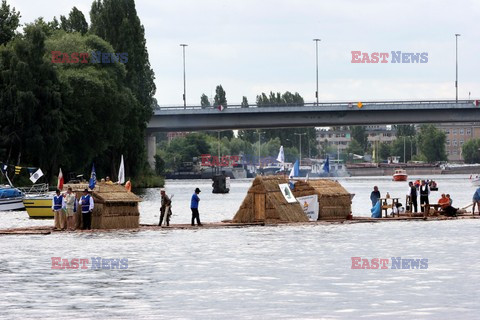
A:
<box><xmin>317</xmin><ymin>126</ymin><xmax>397</xmax><ymax>153</ymax></box>
<box><xmin>435</xmin><ymin>123</ymin><xmax>480</xmax><ymax>161</ymax></box>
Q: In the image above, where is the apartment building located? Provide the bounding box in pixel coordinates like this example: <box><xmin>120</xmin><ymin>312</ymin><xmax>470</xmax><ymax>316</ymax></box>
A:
<box><xmin>435</xmin><ymin>123</ymin><xmax>480</xmax><ymax>161</ymax></box>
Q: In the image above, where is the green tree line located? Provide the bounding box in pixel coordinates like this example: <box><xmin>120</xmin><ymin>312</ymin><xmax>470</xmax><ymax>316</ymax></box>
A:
<box><xmin>0</xmin><ymin>0</ymin><xmax>156</xmax><ymax>184</ymax></box>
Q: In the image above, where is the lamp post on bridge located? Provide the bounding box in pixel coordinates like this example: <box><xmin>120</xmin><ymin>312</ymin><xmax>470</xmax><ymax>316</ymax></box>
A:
<box><xmin>455</xmin><ymin>34</ymin><xmax>460</xmax><ymax>103</ymax></box>
<box><xmin>257</xmin><ymin>130</ymin><xmax>265</xmax><ymax>172</ymax></box>
<box><xmin>180</xmin><ymin>44</ymin><xmax>188</xmax><ymax>109</ymax></box>
<box><xmin>294</xmin><ymin>133</ymin><xmax>306</xmax><ymax>166</ymax></box>
<box><xmin>313</xmin><ymin>39</ymin><xmax>321</xmax><ymax>106</ymax></box>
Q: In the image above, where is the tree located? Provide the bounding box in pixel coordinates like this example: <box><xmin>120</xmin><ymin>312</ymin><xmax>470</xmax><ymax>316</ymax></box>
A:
<box><xmin>200</xmin><ymin>93</ymin><xmax>210</xmax><ymax>109</ymax></box>
<box><xmin>417</xmin><ymin>125</ymin><xmax>447</xmax><ymax>162</ymax></box>
<box><xmin>90</xmin><ymin>0</ymin><xmax>156</xmax><ymax>175</ymax></box>
<box><xmin>154</xmin><ymin>154</ymin><xmax>165</xmax><ymax>175</ymax></box>
<box><xmin>0</xmin><ymin>24</ymin><xmax>64</xmax><ymax>180</ymax></box>
<box><xmin>60</xmin><ymin>7</ymin><xmax>88</xmax><ymax>34</ymax></box>
<box><xmin>0</xmin><ymin>0</ymin><xmax>21</xmax><ymax>45</ymax></box>
<box><xmin>378</xmin><ymin>142</ymin><xmax>392</xmax><ymax>161</ymax></box>
<box><xmin>241</xmin><ymin>96</ymin><xmax>249</xmax><ymax>108</ymax></box>
<box><xmin>214</xmin><ymin>85</ymin><xmax>227</xmax><ymax>107</ymax></box>
<box><xmin>394</xmin><ymin>124</ymin><xmax>416</xmax><ymax>137</ymax></box>
<box><xmin>391</xmin><ymin>136</ymin><xmax>416</xmax><ymax>162</ymax></box>
<box><xmin>346</xmin><ymin>140</ymin><xmax>364</xmax><ymax>156</ymax></box>
<box><xmin>350</xmin><ymin>126</ymin><xmax>368</xmax><ymax>151</ymax></box>
<box><xmin>45</xmin><ymin>30</ymin><xmax>141</xmax><ymax>178</ymax></box>
<box><xmin>237</xmin><ymin>129</ymin><xmax>257</xmax><ymax>144</ymax></box>
<box><xmin>462</xmin><ymin>139</ymin><xmax>480</xmax><ymax>164</ymax></box>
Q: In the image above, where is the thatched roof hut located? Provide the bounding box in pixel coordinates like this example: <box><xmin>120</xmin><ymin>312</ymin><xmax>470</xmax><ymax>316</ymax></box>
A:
<box><xmin>292</xmin><ymin>179</ymin><xmax>351</xmax><ymax>220</ymax></box>
<box><xmin>64</xmin><ymin>183</ymin><xmax>141</xmax><ymax>229</ymax></box>
<box><xmin>232</xmin><ymin>176</ymin><xmax>309</xmax><ymax>224</ymax></box>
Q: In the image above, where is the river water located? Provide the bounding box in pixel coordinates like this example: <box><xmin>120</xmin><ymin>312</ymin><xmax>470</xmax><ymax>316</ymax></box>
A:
<box><xmin>1</xmin><ymin>175</ymin><xmax>479</xmax><ymax>319</ymax></box>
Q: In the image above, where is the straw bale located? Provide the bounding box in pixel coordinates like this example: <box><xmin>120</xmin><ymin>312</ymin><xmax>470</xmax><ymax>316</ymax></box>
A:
<box><xmin>64</xmin><ymin>182</ymin><xmax>140</xmax><ymax>229</ymax></box>
<box><xmin>292</xmin><ymin>179</ymin><xmax>351</xmax><ymax>220</ymax></box>
<box><xmin>233</xmin><ymin>176</ymin><xmax>308</xmax><ymax>223</ymax></box>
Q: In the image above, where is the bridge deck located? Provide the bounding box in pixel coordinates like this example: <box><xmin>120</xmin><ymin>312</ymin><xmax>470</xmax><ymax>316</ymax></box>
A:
<box><xmin>148</xmin><ymin>100</ymin><xmax>479</xmax><ymax>132</ymax></box>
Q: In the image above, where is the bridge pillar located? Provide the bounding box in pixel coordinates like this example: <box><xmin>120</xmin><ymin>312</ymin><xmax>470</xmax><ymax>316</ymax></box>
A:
<box><xmin>146</xmin><ymin>133</ymin><xmax>156</xmax><ymax>170</ymax></box>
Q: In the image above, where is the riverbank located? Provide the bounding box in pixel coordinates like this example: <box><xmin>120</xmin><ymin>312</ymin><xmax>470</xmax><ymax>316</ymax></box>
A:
<box><xmin>347</xmin><ymin>164</ymin><xmax>480</xmax><ymax>176</ymax></box>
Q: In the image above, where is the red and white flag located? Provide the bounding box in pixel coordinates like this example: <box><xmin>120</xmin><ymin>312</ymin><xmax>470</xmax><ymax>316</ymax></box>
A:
<box><xmin>474</xmin><ymin>100</ymin><xmax>479</xmax><ymax>107</ymax></box>
<box><xmin>57</xmin><ymin>168</ymin><xmax>64</xmax><ymax>190</ymax></box>
<box><xmin>218</xmin><ymin>105</ymin><xmax>224</xmax><ymax>111</ymax></box>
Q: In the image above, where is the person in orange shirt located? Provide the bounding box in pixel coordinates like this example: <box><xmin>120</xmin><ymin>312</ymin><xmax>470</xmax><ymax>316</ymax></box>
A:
<box><xmin>437</xmin><ymin>194</ymin><xmax>449</xmax><ymax>208</ymax></box>
<box><xmin>438</xmin><ymin>194</ymin><xmax>457</xmax><ymax>217</ymax></box>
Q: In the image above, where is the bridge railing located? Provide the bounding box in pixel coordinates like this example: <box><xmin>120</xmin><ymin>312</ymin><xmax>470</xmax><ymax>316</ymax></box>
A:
<box><xmin>155</xmin><ymin>99</ymin><xmax>475</xmax><ymax>111</ymax></box>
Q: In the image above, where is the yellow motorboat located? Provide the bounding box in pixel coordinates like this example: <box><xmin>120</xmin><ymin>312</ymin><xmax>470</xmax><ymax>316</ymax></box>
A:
<box><xmin>23</xmin><ymin>196</ymin><xmax>54</xmax><ymax>219</ymax></box>
<box><xmin>20</xmin><ymin>184</ymin><xmax>54</xmax><ymax>219</ymax></box>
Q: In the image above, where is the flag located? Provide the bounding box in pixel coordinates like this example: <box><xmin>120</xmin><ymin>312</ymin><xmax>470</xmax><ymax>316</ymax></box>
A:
<box><xmin>289</xmin><ymin>160</ymin><xmax>299</xmax><ymax>179</ymax></box>
<box><xmin>322</xmin><ymin>156</ymin><xmax>330</xmax><ymax>173</ymax></box>
<box><xmin>276</xmin><ymin>146</ymin><xmax>284</xmax><ymax>163</ymax></box>
<box><xmin>218</xmin><ymin>105</ymin><xmax>224</xmax><ymax>111</ymax></box>
<box><xmin>89</xmin><ymin>164</ymin><xmax>96</xmax><ymax>190</ymax></box>
<box><xmin>57</xmin><ymin>168</ymin><xmax>64</xmax><ymax>191</ymax></box>
<box><xmin>118</xmin><ymin>155</ymin><xmax>125</xmax><ymax>184</ymax></box>
<box><xmin>15</xmin><ymin>166</ymin><xmax>21</xmax><ymax>175</ymax></box>
<box><xmin>29</xmin><ymin>168</ymin><xmax>44</xmax><ymax>183</ymax></box>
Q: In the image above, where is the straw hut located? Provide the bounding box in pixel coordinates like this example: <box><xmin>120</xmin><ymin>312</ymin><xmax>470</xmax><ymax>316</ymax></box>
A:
<box><xmin>232</xmin><ymin>176</ymin><xmax>309</xmax><ymax>224</ymax></box>
<box><xmin>292</xmin><ymin>179</ymin><xmax>351</xmax><ymax>220</ymax></box>
<box><xmin>64</xmin><ymin>183</ymin><xmax>141</xmax><ymax>229</ymax></box>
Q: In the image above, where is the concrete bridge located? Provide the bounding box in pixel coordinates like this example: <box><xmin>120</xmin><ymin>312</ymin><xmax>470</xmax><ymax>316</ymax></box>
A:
<box><xmin>145</xmin><ymin>99</ymin><xmax>479</xmax><ymax>167</ymax></box>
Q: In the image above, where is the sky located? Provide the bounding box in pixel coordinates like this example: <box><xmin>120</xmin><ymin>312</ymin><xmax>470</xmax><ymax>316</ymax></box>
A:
<box><xmin>9</xmin><ymin>0</ymin><xmax>480</xmax><ymax>106</ymax></box>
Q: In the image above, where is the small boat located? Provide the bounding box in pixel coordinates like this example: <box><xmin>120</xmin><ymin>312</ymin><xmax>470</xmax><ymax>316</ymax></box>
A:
<box><xmin>23</xmin><ymin>196</ymin><xmax>53</xmax><ymax>218</ymax></box>
<box><xmin>20</xmin><ymin>184</ymin><xmax>54</xmax><ymax>219</ymax></box>
<box><xmin>393</xmin><ymin>169</ymin><xmax>408</xmax><ymax>181</ymax></box>
<box><xmin>0</xmin><ymin>186</ymin><xmax>25</xmax><ymax>211</ymax></box>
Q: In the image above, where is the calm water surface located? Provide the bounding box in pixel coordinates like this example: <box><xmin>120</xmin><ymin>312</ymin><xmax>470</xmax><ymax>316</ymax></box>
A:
<box><xmin>1</xmin><ymin>175</ymin><xmax>479</xmax><ymax>319</ymax></box>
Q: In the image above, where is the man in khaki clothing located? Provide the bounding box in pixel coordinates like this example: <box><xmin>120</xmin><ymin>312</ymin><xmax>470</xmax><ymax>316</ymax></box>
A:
<box><xmin>64</xmin><ymin>187</ymin><xmax>77</xmax><ymax>231</ymax></box>
<box><xmin>52</xmin><ymin>189</ymin><xmax>66</xmax><ymax>230</ymax></box>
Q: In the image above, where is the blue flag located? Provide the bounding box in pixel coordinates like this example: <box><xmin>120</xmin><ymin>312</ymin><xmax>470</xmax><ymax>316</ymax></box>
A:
<box><xmin>89</xmin><ymin>163</ymin><xmax>97</xmax><ymax>190</ymax></box>
<box><xmin>323</xmin><ymin>156</ymin><xmax>330</xmax><ymax>173</ymax></box>
<box><xmin>289</xmin><ymin>160</ymin><xmax>299</xmax><ymax>178</ymax></box>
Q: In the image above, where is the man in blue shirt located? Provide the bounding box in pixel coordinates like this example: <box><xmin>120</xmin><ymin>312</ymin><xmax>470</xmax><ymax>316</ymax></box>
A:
<box><xmin>191</xmin><ymin>188</ymin><xmax>202</xmax><ymax>226</ymax></box>
<box><xmin>472</xmin><ymin>187</ymin><xmax>480</xmax><ymax>215</ymax></box>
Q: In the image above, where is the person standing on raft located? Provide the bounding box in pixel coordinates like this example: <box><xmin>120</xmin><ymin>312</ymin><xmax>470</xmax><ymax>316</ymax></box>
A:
<box><xmin>419</xmin><ymin>180</ymin><xmax>430</xmax><ymax>213</ymax></box>
<box><xmin>159</xmin><ymin>189</ymin><xmax>172</xmax><ymax>227</ymax></box>
<box><xmin>64</xmin><ymin>187</ymin><xmax>77</xmax><ymax>231</ymax></box>
<box><xmin>80</xmin><ymin>189</ymin><xmax>94</xmax><ymax>230</ymax></box>
<box><xmin>52</xmin><ymin>189</ymin><xmax>66</xmax><ymax>230</ymax></box>
<box><xmin>370</xmin><ymin>186</ymin><xmax>381</xmax><ymax>207</ymax></box>
<box><xmin>190</xmin><ymin>188</ymin><xmax>202</xmax><ymax>226</ymax></box>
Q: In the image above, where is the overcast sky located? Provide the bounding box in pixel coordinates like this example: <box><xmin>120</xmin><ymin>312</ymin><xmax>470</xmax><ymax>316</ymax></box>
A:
<box><xmin>10</xmin><ymin>0</ymin><xmax>480</xmax><ymax>106</ymax></box>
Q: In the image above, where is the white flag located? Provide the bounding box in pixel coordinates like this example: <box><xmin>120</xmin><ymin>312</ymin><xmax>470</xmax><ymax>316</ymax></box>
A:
<box><xmin>118</xmin><ymin>155</ymin><xmax>125</xmax><ymax>184</ymax></box>
<box><xmin>30</xmin><ymin>168</ymin><xmax>44</xmax><ymax>183</ymax></box>
<box><xmin>276</xmin><ymin>145</ymin><xmax>284</xmax><ymax>163</ymax></box>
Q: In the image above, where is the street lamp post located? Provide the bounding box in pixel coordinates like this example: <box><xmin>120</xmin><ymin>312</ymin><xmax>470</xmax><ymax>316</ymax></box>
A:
<box><xmin>180</xmin><ymin>44</ymin><xmax>188</xmax><ymax>108</ymax></box>
<box><xmin>257</xmin><ymin>131</ymin><xmax>265</xmax><ymax>171</ymax></box>
<box><xmin>294</xmin><ymin>133</ymin><xmax>306</xmax><ymax>166</ymax></box>
<box><xmin>455</xmin><ymin>34</ymin><xmax>460</xmax><ymax>103</ymax></box>
<box><xmin>313</xmin><ymin>39</ymin><xmax>321</xmax><ymax>106</ymax></box>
